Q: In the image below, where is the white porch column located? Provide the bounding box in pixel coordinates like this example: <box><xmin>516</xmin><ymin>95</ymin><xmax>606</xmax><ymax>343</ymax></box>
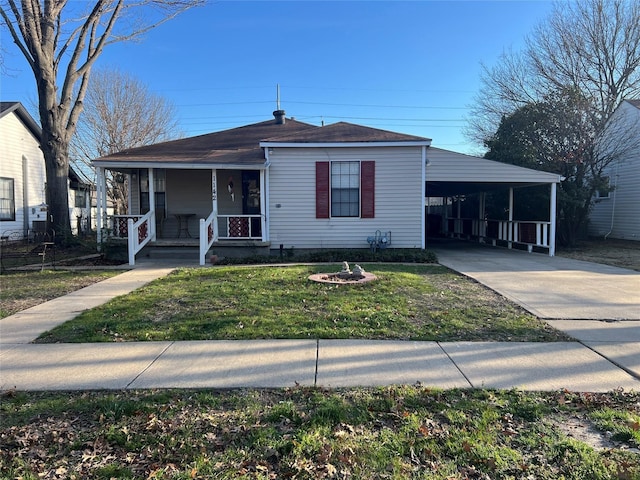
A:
<box><xmin>549</xmin><ymin>182</ymin><xmax>557</xmax><ymax>256</ymax></box>
<box><xmin>128</xmin><ymin>171</ymin><xmax>134</xmax><ymax>213</ymax></box>
<box><xmin>508</xmin><ymin>187</ymin><xmax>514</xmax><ymax>248</ymax></box>
<box><xmin>212</xmin><ymin>169</ymin><xmax>218</xmax><ymax>241</ymax></box>
<box><xmin>478</xmin><ymin>192</ymin><xmax>486</xmax><ymax>242</ymax></box>
<box><xmin>456</xmin><ymin>196</ymin><xmax>462</xmax><ymax>237</ymax></box>
<box><xmin>421</xmin><ymin>145</ymin><xmax>427</xmax><ymax>250</ymax></box>
<box><xmin>148</xmin><ymin>168</ymin><xmax>156</xmax><ymax>240</ymax></box>
<box><xmin>261</xmin><ymin>168</ymin><xmax>268</xmax><ymax>242</ymax></box>
<box><xmin>444</xmin><ymin>197</ymin><xmax>451</xmax><ymax>236</ymax></box>
<box><xmin>96</xmin><ymin>167</ymin><xmax>106</xmax><ymax>245</ymax></box>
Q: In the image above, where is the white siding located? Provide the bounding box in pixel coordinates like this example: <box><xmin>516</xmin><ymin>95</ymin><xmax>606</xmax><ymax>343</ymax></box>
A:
<box><xmin>0</xmin><ymin>111</ymin><xmax>46</xmax><ymax>238</ymax></box>
<box><xmin>268</xmin><ymin>146</ymin><xmax>424</xmax><ymax>249</ymax></box>
<box><xmin>590</xmin><ymin>101</ymin><xmax>640</xmax><ymax>241</ymax></box>
<box><xmin>426</xmin><ymin>147</ymin><xmax>563</xmax><ymax>184</ymax></box>
<box><xmin>68</xmin><ymin>187</ymin><xmax>91</xmax><ymax>235</ymax></box>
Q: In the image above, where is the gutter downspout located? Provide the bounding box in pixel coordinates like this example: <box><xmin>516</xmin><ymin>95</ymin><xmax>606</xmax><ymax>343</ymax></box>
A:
<box><xmin>421</xmin><ymin>146</ymin><xmax>427</xmax><ymax>250</ymax></box>
<box><xmin>604</xmin><ymin>161</ymin><xmax>620</xmax><ymax>240</ymax></box>
<box><xmin>264</xmin><ymin>148</ymin><xmax>271</xmax><ymax>243</ymax></box>
<box><xmin>549</xmin><ymin>182</ymin><xmax>557</xmax><ymax>257</ymax></box>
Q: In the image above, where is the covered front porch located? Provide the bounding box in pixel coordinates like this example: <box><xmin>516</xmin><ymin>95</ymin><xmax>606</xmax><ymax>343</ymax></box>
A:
<box><xmin>95</xmin><ymin>166</ymin><xmax>269</xmax><ymax>265</ymax></box>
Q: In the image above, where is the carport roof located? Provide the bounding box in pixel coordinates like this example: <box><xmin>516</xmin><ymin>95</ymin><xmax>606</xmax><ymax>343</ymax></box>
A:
<box><xmin>425</xmin><ymin>147</ymin><xmax>563</xmax><ymax>197</ymax></box>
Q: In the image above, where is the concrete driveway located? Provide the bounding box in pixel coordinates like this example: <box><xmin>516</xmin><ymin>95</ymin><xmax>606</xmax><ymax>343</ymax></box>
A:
<box><xmin>432</xmin><ymin>243</ymin><xmax>640</xmax><ymax>321</ymax></box>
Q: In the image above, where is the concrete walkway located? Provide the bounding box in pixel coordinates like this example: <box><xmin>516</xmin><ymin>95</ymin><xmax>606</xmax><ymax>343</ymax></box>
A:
<box><xmin>1</xmin><ymin>249</ymin><xmax>640</xmax><ymax>393</ymax></box>
<box><xmin>432</xmin><ymin>244</ymin><xmax>640</xmax><ymax>321</ymax></box>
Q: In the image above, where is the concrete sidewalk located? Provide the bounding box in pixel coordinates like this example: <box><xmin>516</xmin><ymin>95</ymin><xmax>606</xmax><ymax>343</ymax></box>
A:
<box><xmin>2</xmin><ymin>251</ymin><xmax>640</xmax><ymax>393</ymax></box>
<box><xmin>2</xmin><ymin>340</ymin><xmax>639</xmax><ymax>392</ymax></box>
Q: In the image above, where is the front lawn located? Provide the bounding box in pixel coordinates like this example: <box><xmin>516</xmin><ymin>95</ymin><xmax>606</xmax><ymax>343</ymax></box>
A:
<box><xmin>2</xmin><ymin>387</ymin><xmax>639</xmax><ymax>479</ymax></box>
<box><xmin>0</xmin><ymin>270</ymin><xmax>122</xmax><ymax>318</ymax></box>
<box><xmin>35</xmin><ymin>264</ymin><xmax>568</xmax><ymax>343</ymax></box>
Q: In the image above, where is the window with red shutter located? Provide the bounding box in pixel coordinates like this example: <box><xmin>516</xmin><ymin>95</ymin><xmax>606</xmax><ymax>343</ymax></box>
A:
<box><xmin>316</xmin><ymin>160</ymin><xmax>375</xmax><ymax>219</ymax></box>
<box><xmin>361</xmin><ymin>161</ymin><xmax>375</xmax><ymax>218</ymax></box>
<box><xmin>315</xmin><ymin>162</ymin><xmax>330</xmax><ymax>218</ymax></box>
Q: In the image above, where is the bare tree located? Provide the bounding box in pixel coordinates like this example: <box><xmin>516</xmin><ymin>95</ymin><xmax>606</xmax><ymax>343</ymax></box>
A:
<box><xmin>468</xmin><ymin>0</ymin><xmax>640</xmax><ymax>246</ymax></box>
<box><xmin>467</xmin><ymin>0</ymin><xmax>640</xmax><ymax>144</ymax></box>
<box><xmin>0</xmin><ymin>0</ymin><xmax>202</xmax><ymax>240</ymax></box>
<box><xmin>71</xmin><ymin>67</ymin><xmax>181</xmax><ymax>215</ymax></box>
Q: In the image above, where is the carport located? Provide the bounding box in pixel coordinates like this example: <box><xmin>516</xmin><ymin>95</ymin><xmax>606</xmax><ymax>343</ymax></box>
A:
<box><xmin>424</xmin><ymin>147</ymin><xmax>564</xmax><ymax>256</ymax></box>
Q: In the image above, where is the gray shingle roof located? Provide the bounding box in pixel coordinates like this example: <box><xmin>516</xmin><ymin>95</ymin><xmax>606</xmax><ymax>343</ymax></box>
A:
<box><xmin>94</xmin><ymin>118</ymin><xmax>318</xmax><ymax>165</ymax></box>
<box><xmin>94</xmin><ymin>118</ymin><xmax>431</xmax><ymax>167</ymax></box>
<box><xmin>262</xmin><ymin>122</ymin><xmax>431</xmax><ymax>143</ymax></box>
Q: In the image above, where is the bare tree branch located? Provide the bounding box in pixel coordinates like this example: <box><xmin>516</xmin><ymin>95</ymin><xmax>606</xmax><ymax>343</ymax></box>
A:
<box><xmin>0</xmin><ymin>0</ymin><xmax>203</xmax><ymax>238</ymax></box>
<box><xmin>468</xmin><ymin>0</ymin><xmax>640</xmax><ymax>144</ymax></box>
<box><xmin>70</xmin><ymin>67</ymin><xmax>182</xmax><ymax>214</ymax></box>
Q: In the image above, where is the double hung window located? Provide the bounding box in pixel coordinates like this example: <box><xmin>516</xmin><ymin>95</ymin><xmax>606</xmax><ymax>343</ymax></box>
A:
<box><xmin>315</xmin><ymin>161</ymin><xmax>375</xmax><ymax>219</ymax></box>
<box><xmin>331</xmin><ymin>161</ymin><xmax>360</xmax><ymax>217</ymax></box>
<box><xmin>0</xmin><ymin>178</ymin><xmax>15</xmax><ymax>221</ymax></box>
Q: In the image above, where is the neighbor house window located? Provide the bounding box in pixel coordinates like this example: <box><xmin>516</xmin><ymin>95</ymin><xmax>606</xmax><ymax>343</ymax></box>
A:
<box><xmin>0</xmin><ymin>177</ymin><xmax>15</xmax><ymax>221</ymax></box>
<box><xmin>74</xmin><ymin>189</ymin><xmax>87</xmax><ymax>208</ymax></box>
<box><xmin>596</xmin><ymin>176</ymin><xmax>611</xmax><ymax>199</ymax></box>
<box><xmin>315</xmin><ymin>161</ymin><xmax>375</xmax><ymax>219</ymax></box>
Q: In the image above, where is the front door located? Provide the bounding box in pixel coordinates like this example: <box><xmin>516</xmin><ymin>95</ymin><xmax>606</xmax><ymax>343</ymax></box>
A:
<box><xmin>242</xmin><ymin>171</ymin><xmax>261</xmax><ymax>237</ymax></box>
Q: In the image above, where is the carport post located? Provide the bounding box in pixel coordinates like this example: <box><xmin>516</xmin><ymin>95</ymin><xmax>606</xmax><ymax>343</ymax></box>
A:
<box><xmin>478</xmin><ymin>192</ymin><xmax>486</xmax><ymax>242</ymax></box>
<box><xmin>549</xmin><ymin>183</ymin><xmax>557</xmax><ymax>256</ymax></box>
<box><xmin>508</xmin><ymin>187</ymin><xmax>514</xmax><ymax>249</ymax></box>
<box><xmin>456</xmin><ymin>196</ymin><xmax>462</xmax><ymax>238</ymax></box>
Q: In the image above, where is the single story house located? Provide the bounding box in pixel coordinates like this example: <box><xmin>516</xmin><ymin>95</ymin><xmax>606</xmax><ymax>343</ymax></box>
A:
<box><xmin>92</xmin><ymin>110</ymin><xmax>564</xmax><ymax>265</ymax></box>
<box><xmin>590</xmin><ymin>99</ymin><xmax>640</xmax><ymax>241</ymax></box>
<box><xmin>0</xmin><ymin>101</ymin><xmax>93</xmax><ymax>241</ymax></box>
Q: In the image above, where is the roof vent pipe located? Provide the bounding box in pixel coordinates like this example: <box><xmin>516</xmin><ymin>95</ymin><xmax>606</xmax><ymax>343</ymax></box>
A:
<box><xmin>273</xmin><ymin>109</ymin><xmax>286</xmax><ymax>125</ymax></box>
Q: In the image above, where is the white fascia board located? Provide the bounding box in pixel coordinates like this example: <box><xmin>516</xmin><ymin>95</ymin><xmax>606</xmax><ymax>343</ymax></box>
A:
<box><xmin>92</xmin><ymin>161</ymin><xmax>267</xmax><ymax>170</ymax></box>
<box><xmin>259</xmin><ymin>141</ymin><xmax>432</xmax><ymax>148</ymax></box>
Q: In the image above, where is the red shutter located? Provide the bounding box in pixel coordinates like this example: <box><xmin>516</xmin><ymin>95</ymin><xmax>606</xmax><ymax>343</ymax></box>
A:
<box><xmin>361</xmin><ymin>161</ymin><xmax>375</xmax><ymax>218</ymax></box>
<box><xmin>316</xmin><ymin>162</ymin><xmax>330</xmax><ymax>219</ymax></box>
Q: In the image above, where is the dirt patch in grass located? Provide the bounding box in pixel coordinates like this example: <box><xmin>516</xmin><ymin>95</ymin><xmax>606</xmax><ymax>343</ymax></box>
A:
<box><xmin>558</xmin><ymin>238</ymin><xmax>640</xmax><ymax>271</ymax></box>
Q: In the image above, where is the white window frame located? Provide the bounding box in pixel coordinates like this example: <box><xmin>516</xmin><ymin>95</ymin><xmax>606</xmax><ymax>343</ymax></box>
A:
<box><xmin>0</xmin><ymin>177</ymin><xmax>15</xmax><ymax>221</ymax></box>
<box><xmin>330</xmin><ymin>161</ymin><xmax>360</xmax><ymax>218</ymax></box>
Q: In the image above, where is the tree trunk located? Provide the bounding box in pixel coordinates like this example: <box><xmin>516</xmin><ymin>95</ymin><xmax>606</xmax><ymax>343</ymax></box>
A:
<box><xmin>33</xmin><ymin>53</ymin><xmax>73</xmax><ymax>241</ymax></box>
<box><xmin>42</xmin><ymin>135</ymin><xmax>71</xmax><ymax>240</ymax></box>
<box><xmin>38</xmin><ymin>81</ymin><xmax>72</xmax><ymax>239</ymax></box>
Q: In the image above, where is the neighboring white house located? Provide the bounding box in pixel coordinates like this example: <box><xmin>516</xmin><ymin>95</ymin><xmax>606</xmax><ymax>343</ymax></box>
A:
<box><xmin>0</xmin><ymin>102</ymin><xmax>47</xmax><ymax>240</ymax></box>
<box><xmin>590</xmin><ymin>99</ymin><xmax>640</xmax><ymax>241</ymax></box>
<box><xmin>0</xmin><ymin>101</ymin><xmax>93</xmax><ymax>240</ymax></box>
<box><xmin>68</xmin><ymin>165</ymin><xmax>93</xmax><ymax>236</ymax></box>
<box><xmin>92</xmin><ymin>110</ymin><xmax>564</xmax><ymax>265</ymax></box>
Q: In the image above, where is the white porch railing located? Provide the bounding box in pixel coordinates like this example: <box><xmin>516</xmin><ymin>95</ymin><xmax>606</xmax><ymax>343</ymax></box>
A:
<box><xmin>217</xmin><ymin>214</ymin><xmax>263</xmax><ymax>240</ymax></box>
<box><xmin>446</xmin><ymin>217</ymin><xmax>551</xmax><ymax>252</ymax></box>
<box><xmin>127</xmin><ymin>212</ymin><xmax>154</xmax><ymax>265</ymax></box>
<box><xmin>106</xmin><ymin>212</ymin><xmax>264</xmax><ymax>266</ymax></box>
<box><xmin>199</xmin><ymin>211</ymin><xmax>216</xmax><ymax>266</ymax></box>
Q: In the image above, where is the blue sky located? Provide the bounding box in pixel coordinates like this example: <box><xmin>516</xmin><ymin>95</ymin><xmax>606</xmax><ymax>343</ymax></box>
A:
<box><xmin>1</xmin><ymin>1</ymin><xmax>554</xmax><ymax>154</ymax></box>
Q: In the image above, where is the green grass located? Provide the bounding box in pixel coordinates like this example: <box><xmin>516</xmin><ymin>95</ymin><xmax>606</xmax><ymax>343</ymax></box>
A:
<box><xmin>34</xmin><ymin>264</ymin><xmax>569</xmax><ymax>343</ymax></box>
<box><xmin>2</xmin><ymin>387</ymin><xmax>639</xmax><ymax>479</ymax></box>
<box><xmin>0</xmin><ymin>270</ymin><xmax>121</xmax><ymax>318</ymax></box>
